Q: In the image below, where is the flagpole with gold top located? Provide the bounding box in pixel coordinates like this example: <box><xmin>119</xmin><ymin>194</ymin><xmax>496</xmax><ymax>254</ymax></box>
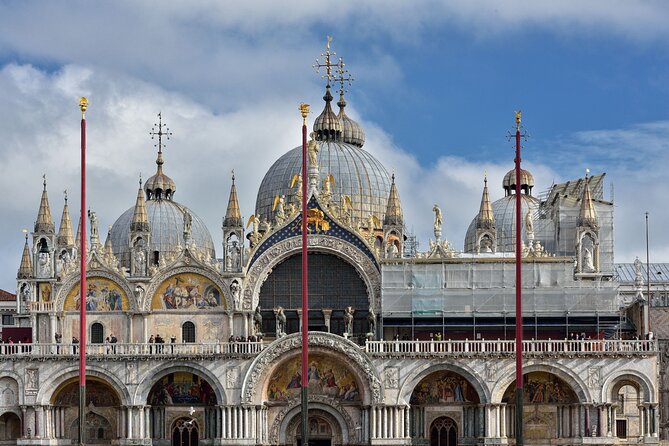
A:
<box><xmin>299</xmin><ymin>102</ymin><xmax>310</xmax><ymax>446</ymax></box>
<box><xmin>78</xmin><ymin>96</ymin><xmax>88</xmax><ymax>446</ymax></box>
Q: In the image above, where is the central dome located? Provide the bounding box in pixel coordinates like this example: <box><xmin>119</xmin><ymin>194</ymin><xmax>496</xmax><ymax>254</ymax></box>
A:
<box><xmin>255</xmin><ymin>141</ymin><xmax>392</xmax><ymax>224</ymax></box>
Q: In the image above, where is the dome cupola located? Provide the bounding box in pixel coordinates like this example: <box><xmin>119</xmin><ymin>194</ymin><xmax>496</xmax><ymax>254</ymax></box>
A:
<box><xmin>502</xmin><ymin>168</ymin><xmax>534</xmax><ymax>196</ymax></box>
<box><xmin>144</xmin><ymin>112</ymin><xmax>177</xmax><ymax>201</ymax></box>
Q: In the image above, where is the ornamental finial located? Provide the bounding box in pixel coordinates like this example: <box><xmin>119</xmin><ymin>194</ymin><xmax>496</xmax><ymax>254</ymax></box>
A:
<box><xmin>299</xmin><ymin>103</ymin><xmax>310</xmax><ymax>125</ymax></box>
<box><xmin>313</xmin><ymin>36</ymin><xmax>340</xmax><ymax>85</ymax></box>
<box><xmin>515</xmin><ymin>110</ymin><xmax>521</xmax><ymax>130</ymax></box>
<box><xmin>79</xmin><ymin>97</ymin><xmax>88</xmax><ymax>118</ymax></box>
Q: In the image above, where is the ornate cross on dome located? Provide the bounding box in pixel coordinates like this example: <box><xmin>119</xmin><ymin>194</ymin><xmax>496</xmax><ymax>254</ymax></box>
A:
<box><xmin>336</xmin><ymin>57</ymin><xmax>354</xmax><ymax>96</ymax></box>
<box><xmin>149</xmin><ymin>112</ymin><xmax>173</xmax><ymax>157</ymax></box>
<box><xmin>313</xmin><ymin>36</ymin><xmax>343</xmax><ymax>85</ymax></box>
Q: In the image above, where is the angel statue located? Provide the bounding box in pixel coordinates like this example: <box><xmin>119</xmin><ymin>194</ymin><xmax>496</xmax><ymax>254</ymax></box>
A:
<box><xmin>246</xmin><ymin>215</ymin><xmax>260</xmax><ymax>247</ymax></box>
<box><xmin>340</xmin><ymin>195</ymin><xmax>352</xmax><ymax>225</ymax></box>
<box><xmin>321</xmin><ymin>174</ymin><xmax>335</xmax><ymax>202</ymax></box>
<box><xmin>308</xmin><ymin>132</ymin><xmax>319</xmax><ymax>167</ymax></box>
<box><xmin>525</xmin><ymin>208</ymin><xmax>534</xmax><ymax>241</ymax></box>
<box><xmin>290</xmin><ymin>173</ymin><xmax>303</xmax><ymax>201</ymax></box>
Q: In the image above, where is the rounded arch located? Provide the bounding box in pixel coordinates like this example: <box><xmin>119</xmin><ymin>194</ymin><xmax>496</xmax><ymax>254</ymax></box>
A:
<box><xmin>36</xmin><ymin>365</ymin><xmax>130</xmax><ymax>406</ymax></box>
<box><xmin>271</xmin><ymin>399</ymin><xmax>355</xmax><ymax>445</ymax></box>
<box><xmin>490</xmin><ymin>362</ymin><xmax>590</xmax><ymax>404</ymax></box>
<box><xmin>134</xmin><ymin>363</ymin><xmax>226</xmax><ymax>406</ymax></box>
<box><xmin>398</xmin><ymin>361</ymin><xmax>490</xmax><ymax>405</ymax></box>
<box><xmin>243</xmin><ymin>235</ymin><xmax>381</xmax><ymax>312</ymax></box>
<box><xmin>55</xmin><ymin>270</ymin><xmax>137</xmax><ymax>312</ymax></box>
<box><xmin>0</xmin><ymin>411</ymin><xmax>22</xmax><ymax>441</ymax></box>
<box><xmin>0</xmin><ymin>373</ymin><xmax>24</xmax><ymax>407</ymax></box>
<box><xmin>601</xmin><ymin>370</ymin><xmax>655</xmax><ymax>404</ymax></box>
<box><xmin>144</xmin><ymin>266</ymin><xmax>230</xmax><ymax>311</ymax></box>
<box><xmin>241</xmin><ymin>332</ymin><xmax>382</xmax><ymax>405</ymax></box>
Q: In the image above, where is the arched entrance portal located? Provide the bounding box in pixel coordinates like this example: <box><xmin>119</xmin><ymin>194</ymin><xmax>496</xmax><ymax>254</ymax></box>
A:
<box><xmin>286</xmin><ymin>409</ymin><xmax>343</xmax><ymax>446</ymax></box>
<box><xmin>430</xmin><ymin>417</ymin><xmax>457</xmax><ymax>446</ymax></box>
<box><xmin>502</xmin><ymin>371</ymin><xmax>579</xmax><ymax>440</ymax></box>
<box><xmin>409</xmin><ymin>370</ymin><xmax>481</xmax><ymax>443</ymax></box>
<box><xmin>147</xmin><ymin>372</ymin><xmax>217</xmax><ymax>441</ymax></box>
<box><xmin>171</xmin><ymin>418</ymin><xmax>198</xmax><ymax>446</ymax></box>
<box><xmin>51</xmin><ymin>378</ymin><xmax>120</xmax><ymax>444</ymax></box>
<box><xmin>0</xmin><ymin>412</ymin><xmax>21</xmax><ymax>441</ymax></box>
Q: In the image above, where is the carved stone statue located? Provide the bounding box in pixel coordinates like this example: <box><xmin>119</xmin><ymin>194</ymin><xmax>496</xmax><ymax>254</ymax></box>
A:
<box><xmin>134</xmin><ymin>248</ymin><xmax>146</xmax><ymax>274</ymax></box>
<box><xmin>230</xmin><ymin>281</ymin><xmax>241</xmax><ymax>308</ymax></box>
<box><xmin>368</xmin><ymin>307</ymin><xmax>376</xmax><ymax>336</ymax></box>
<box><xmin>344</xmin><ymin>306</ymin><xmax>355</xmax><ymax>337</ymax></box>
<box><xmin>253</xmin><ymin>305</ymin><xmax>263</xmax><ymax>335</ymax></box>
<box><xmin>37</xmin><ymin>251</ymin><xmax>52</xmax><ymax>277</ymax></box>
<box><xmin>433</xmin><ymin>204</ymin><xmax>443</xmax><ymax>239</ymax></box>
<box><xmin>276</xmin><ymin>307</ymin><xmax>287</xmax><ymax>338</ymax></box>
<box><xmin>273</xmin><ymin>195</ymin><xmax>285</xmax><ymax>222</ymax></box>
<box><xmin>230</xmin><ymin>241</ymin><xmax>241</xmax><ymax>270</ymax></box>
<box><xmin>583</xmin><ymin>247</ymin><xmax>595</xmax><ymax>272</ymax></box>
<box><xmin>88</xmin><ymin>210</ymin><xmax>99</xmax><ymax>243</ymax></box>
<box><xmin>183</xmin><ymin>211</ymin><xmax>193</xmax><ymax>237</ymax></box>
<box><xmin>307</xmin><ymin>132</ymin><xmax>319</xmax><ymax>167</ymax></box>
<box><xmin>21</xmin><ymin>283</ymin><xmax>31</xmax><ymax>301</ymax></box>
<box><xmin>525</xmin><ymin>208</ymin><xmax>534</xmax><ymax>241</ymax></box>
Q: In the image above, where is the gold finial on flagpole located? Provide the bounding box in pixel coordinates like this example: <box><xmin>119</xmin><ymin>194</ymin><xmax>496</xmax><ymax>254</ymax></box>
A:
<box><xmin>79</xmin><ymin>97</ymin><xmax>89</xmax><ymax>118</ymax></box>
<box><xmin>515</xmin><ymin>110</ymin><xmax>521</xmax><ymax>130</ymax></box>
<box><xmin>299</xmin><ymin>103</ymin><xmax>310</xmax><ymax>125</ymax></box>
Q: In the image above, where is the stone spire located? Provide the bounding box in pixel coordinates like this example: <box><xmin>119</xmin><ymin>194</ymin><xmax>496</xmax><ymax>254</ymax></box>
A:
<box><xmin>35</xmin><ymin>175</ymin><xmax>54</xmax><ymax>233</ymax></box>
<box><xmin>223</xmin><ymin>172</ymin><xmax>243</xmax><ymax>228</ymax></box>
<box><xmin>74</xmin><ymin>214</ymin><xmax>88</xmax><ymax>252</ymax></box>
<box><xmin>104</xmin><ymin>226</ymin><xmax>114</xmax><ymax>257</ymax></box>
<box><xmin>57</xmin><ymin>191</ymin><xmax>75</xmax><ymax>246</ymax></box>
<box><xmin>578</xmin><ymin>172</ymin><xmax>598</xmax><ymax>229</ymax></box>
<box><xmin>17</xmin><ymin>233</ymin><xmax>32</xmax><ymax>279</ymax></box>
<box><xmin>131</xmin><ymin>177</ymin><xmax>150</xmax><ymax>232</ymax></box>
<box><xmin>477</xmin><ymin>176</ymin><xmax>495</xmax><ymax>230</ymax></box>
<box><xmin>383</xmin><ymin>174</ymin><xmax>403</xmax><ymax>226</ymax></box>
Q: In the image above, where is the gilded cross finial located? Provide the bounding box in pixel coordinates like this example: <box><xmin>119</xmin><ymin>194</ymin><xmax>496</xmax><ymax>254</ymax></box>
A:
<box><xmin>299</xmin><ymin>103</ymin><xmax>310</xmax><ymax>125</ymax></box>
<box><xmin>149</xmin><ymin>112</ymin><xmax>172</xmax><ymax>157</ymax></box>
<box><xmin>336</xmin><ymin>57</ymin><xmax>354</xmax><ymax>96</ymax></box>
<box><xmin>79</xmin><ymin>97</ymin><xmax>88</xmax><ymax>118</ymax></box>
<box><xmin>313</xmin><ymin>36</ymin><xmax>341</xmax><ymax>85</ymax></box>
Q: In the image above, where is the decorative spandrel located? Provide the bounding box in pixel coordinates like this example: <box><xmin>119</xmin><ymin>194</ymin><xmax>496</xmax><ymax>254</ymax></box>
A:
<box><xmin>64</xmin><ymin>277</ymin><xmax>129</xmax><ymax>311</ymax></box>
<box><xmin>266</xmin><ymin>353</ymin><xmax>360</xmax><ymax>402</ymax></box>
<box><xmin>151</xmin><ymin>273</ymin><xmax>224</xmax><ymax>310</ymax></box>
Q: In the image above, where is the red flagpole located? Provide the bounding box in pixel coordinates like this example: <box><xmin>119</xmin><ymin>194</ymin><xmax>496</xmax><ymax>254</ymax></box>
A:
<box><xmin>78</xmin><ymin>97</ymin><xmax>88</xmax><ymax>446</ymax></box>
<box><xmin>514</xmin><ymin>111</ymin><xmax>524</xmax><ymax>446</ymax></box>
<box><xmin>299</xmin><ymin>103</ymin><xmax>309</xmax><ymax>446</ymax></box>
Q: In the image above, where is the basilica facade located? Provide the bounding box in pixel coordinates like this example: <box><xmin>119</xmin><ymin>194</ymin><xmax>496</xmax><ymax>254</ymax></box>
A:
<box><xmin>1</xmin><ymin>45</ymin><xmax>661</xmax><ymax>446</ymax></box>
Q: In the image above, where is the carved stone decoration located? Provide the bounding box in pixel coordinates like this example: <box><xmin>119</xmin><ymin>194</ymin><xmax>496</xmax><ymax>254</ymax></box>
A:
<box><xmin>268</xmin><ymin>395</ymin><xmax>357</xmax><ymax>445</ymax></box>
<box><xmin>587</xmin><ymin>367</ymin><xmax>601</xmax><ymax>390</ymax></box>
<box><xmin>126</xmin><ymin>361</ymin><xmax>139</xmax><ymax>384</ymax></box>
<box><xmin>25</xmin><ymin>369</ymin><xmax>38</xmax><ymax>396</ymax></box>
<box><xmin>384</xmin><ymin>367</ymin><xmax>399</xmax><ymax>389</ymax></box>
<box><xmin>226</xmin><ymin>367</ymin><xmax>240</xmax><ymax>389</ymax></box>
<box><xmin>55</xmin><ymin>269</ymin><xmax>137</xmax><ymax>313</ymax></box>
<box><xmin>485</xmin><ymin>361</ymin><xmax>498</xmax><ymax>382</ymax></box>
<box><xmin>240</xmin><ymin>332</ymin><xmax>383</xmax><ymax>404</ymax></box>
<box><xmin>142</xmin><ymin>265</ymin><xmax>232</xmax><ymax>312</ymax></box>
<box><xmin>243</xmin><ymin>235</ymin><xmax>381</xmax><ymax>312</ymax></box>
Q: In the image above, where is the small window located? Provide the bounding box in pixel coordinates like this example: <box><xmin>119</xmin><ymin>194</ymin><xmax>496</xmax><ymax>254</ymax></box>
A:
<box><xmin>182</xmin><ymin>322</ymin><xmax>195</xmax><ymax>343</ymax></box>
<box><xmin>2</xmin><ymin>314</ymin><xmax>15</xmax><ymax>326</ymax></box>
<box><xmin>91</xmin><ymin>323</ymin><xmax>104</xmax><ymax>344</ymax></box>
<box><xmin>153</xmin><ymin>251</ymin><xmax>160</xmax><ymax>266</ymax></box>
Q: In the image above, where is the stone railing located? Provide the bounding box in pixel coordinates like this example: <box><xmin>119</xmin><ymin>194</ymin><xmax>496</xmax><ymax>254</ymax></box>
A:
<box><xmin>364</xmin><ymin>339</ymin><xmax>657</xmax><ymax>357</ymax></box>
<box><xmin>0</xmin><ymin>341</ymin><xmax>266</xmax><ymax>358</ymax></box>
<box><xmin>27</xmin><ymin>301</ymin><xmax>54</xmax><ymax>312</ymax></box>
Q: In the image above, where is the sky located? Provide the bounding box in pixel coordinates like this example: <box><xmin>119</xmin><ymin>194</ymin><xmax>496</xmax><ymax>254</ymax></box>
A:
<box><xmin>1</xmin><ymin>1</ymin><xmax>669</xmax><ymax>291</ymax></box>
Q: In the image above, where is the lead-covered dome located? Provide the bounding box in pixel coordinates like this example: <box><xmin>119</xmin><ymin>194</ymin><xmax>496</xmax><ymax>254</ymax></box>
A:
<box><xmin>110</xmin><ymin>200</ymin><xmax>215</xmax><ymax>267</ymax></box>
<box><xmin>255</xmin><ymin>141</ymin><xmax>391</xmax><ymax>224</ymax></box>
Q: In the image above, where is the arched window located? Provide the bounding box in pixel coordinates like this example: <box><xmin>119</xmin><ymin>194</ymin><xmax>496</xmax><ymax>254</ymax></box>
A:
<box><xmin>430</xmin><ymin>417</ymin><xmax>457</xmax><ymax>446</ymax></box>
<box><xmin>91</xmin><ymin>323</ymin><xmax>104</xmax><ymax>344</ymax></box>
<box><xmin>182</xmin><ymin>322</ymin><xmax>195</xmax><ymax>343</ymax></box>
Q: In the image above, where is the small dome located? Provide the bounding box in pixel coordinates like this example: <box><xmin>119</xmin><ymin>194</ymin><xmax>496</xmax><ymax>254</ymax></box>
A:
<box><xmin>144</xmin><ymin>171</ymin><xmax>176</xmax><ymax>200</ymax></box>
<box><xmin>313</xmin><ymin>87</ymin><xmax>342</xmax><ymax>142</ymax></box>
<box><xmin>337</xmin><ymin>95</ymin><xmax>365</xmax><ymax>147</ymax></box>
<box><xmin>110</xmin><ymin>200</ymin><xmax>215</xmax><ymax>268</ymax></box>
<box><xmin>255</xmin><ymin>141</ymin><xmax>391</xmax><ymax>224</ymax></box>
<box><xmin>503</xmin><ymin>168</ymin><xmax>534</xmax><ymax>196</ymax></box>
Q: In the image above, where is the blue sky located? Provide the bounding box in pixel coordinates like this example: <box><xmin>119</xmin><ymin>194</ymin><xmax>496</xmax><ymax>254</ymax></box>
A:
<box><xmin>0</xmin><ymin>1</ymin><xmax>668</xmax><ymax>291</ymax></box>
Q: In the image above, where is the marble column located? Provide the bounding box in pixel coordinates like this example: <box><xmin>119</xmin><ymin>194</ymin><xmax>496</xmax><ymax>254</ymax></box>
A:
<box><xmin>143</xmin><ymin>314</ymin><xmax>148</xmax><ymax>342</ymax></box>
<box><xmin>49</xmin><ymin>314</ymin><xmax>57</xmax><ymax>345</ymax></box>
<box><xmin>322</xmin><ymin>309</ymin><xmax>332</xmax><ymax>332</ymax></box>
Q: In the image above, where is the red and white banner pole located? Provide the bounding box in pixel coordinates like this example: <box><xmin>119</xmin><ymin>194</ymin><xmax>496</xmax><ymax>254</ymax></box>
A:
<box><xmin>78</xmin><ymin>97</ymin><xmax>88</xmax><ymax>446</ymax></box>
<box><xmin>299</xmin><ymin>103</ymin><xmax>310</xmax><ymax>446</ymax></box>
